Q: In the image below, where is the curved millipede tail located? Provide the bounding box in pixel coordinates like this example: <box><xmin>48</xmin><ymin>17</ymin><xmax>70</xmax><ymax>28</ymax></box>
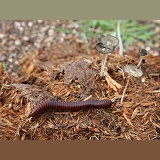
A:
<box><xmin>30</xmin><ymin>99</ymin><xmax>113</xmax><ymax>117</ymax></box>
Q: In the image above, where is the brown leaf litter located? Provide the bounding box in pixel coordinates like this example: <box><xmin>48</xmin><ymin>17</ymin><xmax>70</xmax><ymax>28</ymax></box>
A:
<box><xmin>0</xmin><ymin>43</ymin><xmax>160</xmax><ymax>140</ymax></box>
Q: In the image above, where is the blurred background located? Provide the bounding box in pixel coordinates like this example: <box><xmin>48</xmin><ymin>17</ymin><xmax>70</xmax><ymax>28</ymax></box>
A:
<box><xmin>0</xmin><ymin>20</ymin><xmax>159</xmax><ymax>76</ymax></box>
<box><xmin>55</xmin><ymin>20</ymin><xmax>159</xmax><ymax>51</ymax></box>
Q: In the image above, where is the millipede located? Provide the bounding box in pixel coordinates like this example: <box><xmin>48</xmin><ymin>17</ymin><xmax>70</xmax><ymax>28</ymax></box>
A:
<box><xmin>29</xmin><ymin>99</ymin><xmax>113</xmax><ymax>117</ymax></box>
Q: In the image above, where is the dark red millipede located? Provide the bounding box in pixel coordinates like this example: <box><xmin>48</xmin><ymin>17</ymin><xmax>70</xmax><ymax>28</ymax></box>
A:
<box><xmin>29</xmin><ymin>99</ymin><xmax>113</xmax><ymax>117</ymax></box>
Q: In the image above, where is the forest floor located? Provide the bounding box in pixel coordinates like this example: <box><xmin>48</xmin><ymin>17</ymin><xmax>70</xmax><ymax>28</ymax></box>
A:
<box><xmin>0</xmin><ymin>20</ymin><xmax>160</xmax><ymax>140</ymax></box>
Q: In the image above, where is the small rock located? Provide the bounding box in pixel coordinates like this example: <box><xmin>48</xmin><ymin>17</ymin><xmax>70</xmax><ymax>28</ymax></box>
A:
<box><xmin>10</xmin><ymin>65</ymin><xmax>14</xmax><ymax>68</ymax></box>
<box><xmin>145</xmin><ymin>46</ymin><xmax>151</xmax><ymax>51</ymax></box>
<box><xmin>8</xmin><ymin>58</ymin><xmax>13</xmax><ymax>62</ymax></box>
<box><xmin>23</xmin><ymin>36</ymin><xmax>29</xmax><ymax>41</ymax></box>
<box><xmin>28</xmin><ymin>22</ymin><xmax>33</xmax><ymax>27</ymax></box>
<box><xmin>48</xmin><ymin>29</ymin><xmax>54</xmax><ymax>36</ymax></box>
<box><xmin>15</xmin><ymin>39</ymin><xmax>21</xmax><ymax>46</ymax></box>
<box><xmin>0</xmin><ymin>33</ymin><xmax>5</xmax><ymax>39</ymax></box>
<box><xmin>18</xmin><ymin>26</ymin><xmax>24</xmax><ymax>32</ymax></box>
<box><xmin>15</xmin><ymin>61</ymin><xmax>19</xmax><ymax>65</ymax></box>
<box><xmin>37</xmin><ymin>20</ymin><xmax>43</xmax><ymax>23</ymax></box>
<box><xmin>14</xmin><ymin>21</ymin><xmax>21</xmax><ymax>27</ymax></box>
<box><xmin>21</xmin><ymin>22</ymin><xmax>26</xmax><ymax>26</ymax></box>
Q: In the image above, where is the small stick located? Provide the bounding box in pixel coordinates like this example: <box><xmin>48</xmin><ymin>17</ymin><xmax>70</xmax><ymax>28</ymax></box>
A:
<box><xmin>120</xmin><ymin>78</ymin><xmax>130</xmax><ymax>104</ymax></box>
<box><xmin>100</xmin><ymin>54</ymin><xmax>108</xmax><ymax>77</ymax></box>
<box><xmin>84</xmin><ymin>95</ymin><xmax>93</xmax><ymax>101</ymax></box>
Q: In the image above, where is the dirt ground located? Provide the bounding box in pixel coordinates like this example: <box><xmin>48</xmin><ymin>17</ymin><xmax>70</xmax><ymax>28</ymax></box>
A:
<box><xmin>0</xmin><ymin>20</ymin><xmax>160</xmax><ymax>140</ymax></box>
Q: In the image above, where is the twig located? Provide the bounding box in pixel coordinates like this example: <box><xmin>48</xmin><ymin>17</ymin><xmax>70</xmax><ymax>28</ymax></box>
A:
<box><xmin>123</xmin><ymin>113</ymin><xmax>134</xmax><ymax>127</ymax></box>
<box><xmin>153</xmin><ymin>90</ymin><xmax>160</xmax><ymax>93</ymax></box>
<box><xmin>84</xmin><ymin>95</ymin><xmax>93</xmax><ymax>101</ymax></box>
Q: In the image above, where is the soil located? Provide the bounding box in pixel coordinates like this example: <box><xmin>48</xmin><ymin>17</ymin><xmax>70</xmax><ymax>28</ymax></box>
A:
<box><xmin>0</xmin><ymin>20</ymin><xmax>160</xmax><ymax>140</ymax></box>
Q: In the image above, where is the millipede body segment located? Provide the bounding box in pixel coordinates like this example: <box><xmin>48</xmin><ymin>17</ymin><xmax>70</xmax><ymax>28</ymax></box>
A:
<box><xmin>30</xmin><ymin>99</ymin><xmax>113</xmax><ymax>117</ymax></box>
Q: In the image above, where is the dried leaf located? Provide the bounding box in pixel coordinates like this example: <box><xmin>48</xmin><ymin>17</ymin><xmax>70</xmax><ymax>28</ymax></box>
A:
<box><xmin>88</xmin><ymin>126</ymin><xmax>100</xmax><ymax>133</ymax></box>
<box><xmin>123</xmin><ymin>113</ymin><xmax>134</xmax><ymax>127</ymax></box>
<box><xmin>21</xmin><ymin>133</ymin><xmax>26</xmax><ymax>140</ymax></box>
<box><xmin>141</xmin><ymin>102</ymin><xmax>155</xmax><ymax>107</ymax></box>
<box><xmin>131</xmin><ymin>107</ymin><xmax>140</xmax><ymax>120</ymax></box>
<box><xmin>26</xmin><ymin>64</ymin><xmax>35</xmax><ymax>74</ymax></box>
<box><xmin>150</xmin><ymin>118</ymin><xmax>160</xmax><ymax>129</ymax></box>
<box><xmin>105</xmin><ymin>71</ymin><xmax>123</xmax><ymax>92</ymax></box>
<box><xmin>30</xmin><ymin>123</ymin><xmax>39</xmax><ymax>130</ymax></box>
<box><xmin>0</xmin><ymin>118</ymin><xmax>13</xmax><ymax>126</ymax></box>
<box><xmin>25</xmin><ymin>102</ymin><xmax>31</xmax><ymax>117</ymax></box>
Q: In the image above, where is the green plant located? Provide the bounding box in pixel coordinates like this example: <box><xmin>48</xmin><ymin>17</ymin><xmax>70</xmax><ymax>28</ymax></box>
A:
<box><xmin>2</xmin><ymin>63</ymin><xmax>7</xmax><ymax>70</ymax></box>
<box><xmin>81</xmin><ymin>20</ymin><xmax>156</xmax><ymax>49</ymax></box>
<box><xmin>54</xmin><ymin>20</ymin><xmax>156</xmax><ymax>52</ymax></box>
<box><xmin>80</xmin><ymin>33</ymin><xmax>90</xmax><ymax>54</ymax></box>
